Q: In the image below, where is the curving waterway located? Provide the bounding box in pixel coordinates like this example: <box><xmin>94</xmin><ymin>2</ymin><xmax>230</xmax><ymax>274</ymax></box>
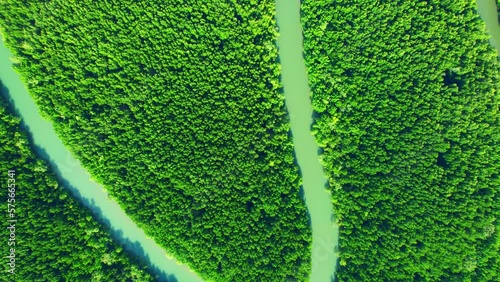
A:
<box><xmin>275</xmin><ymin>1</ymin><xmax>339</xmax><ymax>281</ymax></box>
<box><xmin>0</xmin><ymin>1</ymin><xmax>341</xmax><ymax>280</ymax></box>
<box><xmin>0</xmin><ymin>34</ymin><xmax>203</xmax><ymax>282</ymax></box>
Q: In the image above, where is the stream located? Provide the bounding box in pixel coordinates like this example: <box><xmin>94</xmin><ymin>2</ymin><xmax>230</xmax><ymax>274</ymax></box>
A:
<box><xmin>4</xmin><ymin>2</ymin><xmax>496</xmax><ymax>282</ymax></box>
<box><xmin>275</xmin><ymin>1</ymin><xmax>339</xmax><ymax>281</ymax></box>
<box><xmin>0</xmin><ymin>34</ymin><xmax>203</xmax><ymax>282</ymax></box>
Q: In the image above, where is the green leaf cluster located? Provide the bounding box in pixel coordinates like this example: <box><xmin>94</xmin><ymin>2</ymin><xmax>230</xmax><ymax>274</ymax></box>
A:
<box><xmin>301</xmin><ymin>0</ymin><xmax>500</xmax><ymax>281</ymax></box>
<box><xmin>0</xmin><ymin>1</ymin><xmax>311</xmax><ymax>281</ymax></box>
<box><xmin>0</xmin><ymin>80</ymin><xmax>155</xmax><ymax>281</ymax></box>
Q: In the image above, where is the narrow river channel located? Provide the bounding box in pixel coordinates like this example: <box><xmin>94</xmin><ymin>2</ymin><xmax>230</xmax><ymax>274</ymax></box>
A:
<box><xmin>476</xmin><ymin>0</ymin><xmax>500</xmax><ymax>55</ymax></box>
<box><xmin>3</xmin><ymin>2</ymin><xmax>495</xmax><ymax>282</ymax></box>
<box><xmin>0</xmin><ymin>35</ymin><xmax>203</xmax><ymax>282</ymax></box>
<box><xmin>275</xmin><ymin>1</ymin><xmax>339</xmax><ymax>281</ymax></box>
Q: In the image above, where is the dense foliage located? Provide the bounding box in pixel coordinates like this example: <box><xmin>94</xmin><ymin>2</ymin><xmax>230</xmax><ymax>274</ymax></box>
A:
<box><xmin>302</xmin><ymin>0</ymin><xmax>500</xmax><ymax>281</ymax></box>
<box><xmin>0</xmin><ymin>1</ymin><xmax>311</xmax><ymax>281</ymax></box>
<box><xmin>497</xmin><ymin>0</ymin><xmax>500</xmax><ymax>19</ymax></box>
<box><xmin>0</xmin><ymin>81</ymin><xmax>155</xmax><ymax>281</ymax></box>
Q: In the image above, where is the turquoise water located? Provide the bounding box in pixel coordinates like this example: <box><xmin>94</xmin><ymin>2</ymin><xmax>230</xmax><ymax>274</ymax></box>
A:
<box><xmin>275</xmin><ymin>1</ymin><xmax>339</xmax><ymax>281</ymax></box>
<box><xmin>0</xmin><ymin>35</ymin><xmax>203</xmax><ymax>282</ymax></box>
<box><xmin>0</xmin><ymin>0</ymin><xmax>343</xmax><ymax>280</ymax></box>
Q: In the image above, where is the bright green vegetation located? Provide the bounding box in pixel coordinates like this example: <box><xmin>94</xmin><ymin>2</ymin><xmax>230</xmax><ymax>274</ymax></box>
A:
<box><xmin>0</xmin><ymin>1</ymin><xmax>311</xmax><ymax>281</ymax></box>
<box><xmin>302</xmin><ymin>1</ymin><xmax>500</xmax><ymax>281</ymax></box>
<box><xmin>0</xmin><ymin>81</ymin><xmax>155</xmax><ymax>281</ymax></box>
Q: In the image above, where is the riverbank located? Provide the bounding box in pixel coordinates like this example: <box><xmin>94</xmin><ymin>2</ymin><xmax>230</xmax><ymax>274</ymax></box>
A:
<box><xmin>476</xmin><ymin>0</ymin><xmax>500</xmax><ymax>55</ymax></box>
<box><xmin>476</xmin><ymin>0</ymin><xmax>500</xmax><ymax>54</ymax></box>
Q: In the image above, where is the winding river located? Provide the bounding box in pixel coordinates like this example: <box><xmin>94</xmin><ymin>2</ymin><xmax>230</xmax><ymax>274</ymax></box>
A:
<box><xmin>0</xmin><ymin>1</ymin><xmax>339</xmax><ymax>279</ymax></box>
<box><xmin>275</xmin><ymin>1</ymin><xmax>339</xmax><ymax>282</ymax></box>
<box><xmin>0</xmin><ymin>35</ymin><xmax>203</xmax><ymax>282</ymax></box>
<box><xmin>3</xmin><ymin>2</ymin><xmax>497</xmax><ymax>282</ymax></box>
